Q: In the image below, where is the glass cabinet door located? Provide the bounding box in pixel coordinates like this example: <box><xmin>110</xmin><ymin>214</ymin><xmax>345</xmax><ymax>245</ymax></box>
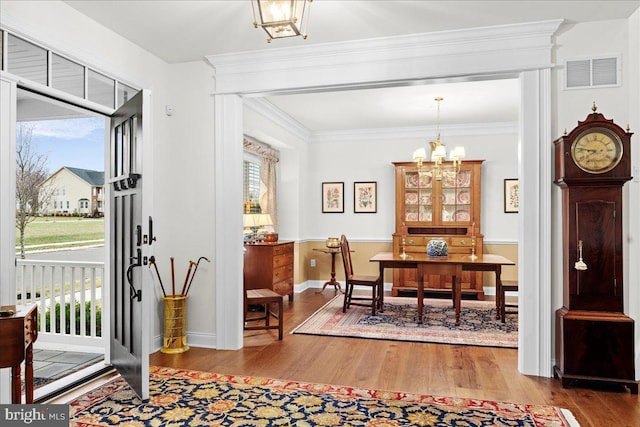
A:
<box><xmin>404</xmin><ymin>171</ymin><xmax>433</xmax><ymax>223</ymax></box>
<box><xmin>441</xmin><ymin>169</ymin><xmax>471</xmax><ymax>223</ymax></box>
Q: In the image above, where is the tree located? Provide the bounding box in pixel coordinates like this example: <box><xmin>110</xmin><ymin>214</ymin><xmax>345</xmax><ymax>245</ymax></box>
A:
<box><xmin>15</xmin><ymin>123</ymin><xmax>54</xmax><ymax>258</ymax></box>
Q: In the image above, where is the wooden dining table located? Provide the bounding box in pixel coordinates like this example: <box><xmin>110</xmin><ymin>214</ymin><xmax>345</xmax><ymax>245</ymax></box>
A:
<box><xmin>370</xmin><ymin>252</ymin><xmax>515</xmax><ymax>325</ymax></box>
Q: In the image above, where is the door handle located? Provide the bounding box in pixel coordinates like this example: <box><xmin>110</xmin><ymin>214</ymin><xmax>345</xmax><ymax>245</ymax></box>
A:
<box><xmin>127</xmin><ymin>248</ymin><xmax>143</xmax><ymax>301</ymax></box>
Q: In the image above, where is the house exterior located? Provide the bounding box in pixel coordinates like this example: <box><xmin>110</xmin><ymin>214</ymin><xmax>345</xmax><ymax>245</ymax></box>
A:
<box><xmin>41</xmin><ymin>167</ymin><xmax>104</xmax><ymax>216</ymax></box>
<box><xmin>0</xmin><ymin>0</ymin><xmax>638</xmax><ymax>391</ymax></box>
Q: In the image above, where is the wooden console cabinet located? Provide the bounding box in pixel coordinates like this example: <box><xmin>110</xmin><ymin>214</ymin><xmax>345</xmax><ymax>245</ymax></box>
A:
<box><xmin>392</xmin><ymin>161</ymin><xmax>484</xmax><ymax>298</ymax></box>
<box><xmin>244</xmin><ymin>241</ymin><xmax>294</xmax><ymax>301</ymax></box>
<box><xmin>0</xmin><ymin>304</ymin><xmax>38</xmax><ymax>403</ymax></box>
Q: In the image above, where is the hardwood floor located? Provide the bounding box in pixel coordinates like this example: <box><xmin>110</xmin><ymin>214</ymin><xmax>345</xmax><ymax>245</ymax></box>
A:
<box><xmin>151</xmin><ymin>289</ymin><xmax>640</xmax><ymax>427</ymax></box>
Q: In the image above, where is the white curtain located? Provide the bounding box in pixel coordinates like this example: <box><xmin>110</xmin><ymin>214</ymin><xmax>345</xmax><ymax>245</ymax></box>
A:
<box><xmin>243</xmin><ymin>138</ymin><xmax>279</xmax><ymax>230</ymax></box>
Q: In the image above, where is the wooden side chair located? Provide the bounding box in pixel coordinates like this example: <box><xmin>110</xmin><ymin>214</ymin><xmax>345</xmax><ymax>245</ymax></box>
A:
<box><xmin>496</xmin><ymin>281</ymin><xmax>518</xmax><ymax>323</ymax></box>
<box><xmin>244</xmin><ymin>288</ymin><xmax>284</xmax><ymax>340</ymax></box>
<box><xmin>340</xmin><ymin>234</ymin><xmax>383</xmax><ymax>315</ymax></box>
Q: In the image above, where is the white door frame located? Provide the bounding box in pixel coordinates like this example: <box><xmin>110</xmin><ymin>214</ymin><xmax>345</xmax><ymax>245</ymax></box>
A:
<box><xmin>0</xmin><ymin>74</ymin><xmax>18</xmax><ymax>404</ymax></box>
<box><xmin>0</xmin><ymin>72</ymin><xmax>153</xmax><ymax>401</ymax></box>
<box><xmin>208</xmin><ymin>20</ymin><xmax>562</xmax><ymax>377</ymax></box>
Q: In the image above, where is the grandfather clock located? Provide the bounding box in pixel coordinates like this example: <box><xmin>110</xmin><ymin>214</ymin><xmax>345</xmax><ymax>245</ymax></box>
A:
<box><xmin>553</xmin><ymin>103</ymin><xmax>637</xmax><ymax>393</ymax></box>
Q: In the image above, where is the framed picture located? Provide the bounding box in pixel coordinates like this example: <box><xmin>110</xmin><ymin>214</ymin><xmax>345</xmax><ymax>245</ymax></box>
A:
<box><xmin>504</xmin><ymin>178</ymin><xmax>519</xmax><ymax>213</ymax></box>
<box><xmin>354</xmin><ymin>181</ymin><xmax>377</xmax><ymax>213</ymax></box>
<box><xmin>322</xmin><ymin>182</ymin><xmax>344</xmax><ymax>213</ymax></box>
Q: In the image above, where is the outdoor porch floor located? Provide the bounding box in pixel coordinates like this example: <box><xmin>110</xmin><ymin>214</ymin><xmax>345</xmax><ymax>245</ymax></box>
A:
<box><xmin>33</xmin><ymin>349</ymin><xmax>103</xmax><ymax>388</ymax></box>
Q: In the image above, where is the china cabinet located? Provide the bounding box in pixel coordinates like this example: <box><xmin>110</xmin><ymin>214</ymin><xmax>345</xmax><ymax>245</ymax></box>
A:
<box><xmin>392</xmin><ymin>161</ymin><xmax>484</xmax><ymax>298</ymax></box>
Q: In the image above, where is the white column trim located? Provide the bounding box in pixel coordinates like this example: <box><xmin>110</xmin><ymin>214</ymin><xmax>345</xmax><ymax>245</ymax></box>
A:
<box><xmin>210</xmin><ymin>22</ymin><xmax>562</xmax><ymax>376</ymax></box>
<box><xmin>214</xmin><ymin>94</ymin><xmax>244</xmax><ymax>350</ymax></box>
<box><xmin>0</xmin><ymin>73</ymin><xmax>18</xmax><ymax>403</ymax></box>
<box><xmin>518</xmin><ymin>69</ymin><xmax>552</xmax><ymax>376</ymax></box>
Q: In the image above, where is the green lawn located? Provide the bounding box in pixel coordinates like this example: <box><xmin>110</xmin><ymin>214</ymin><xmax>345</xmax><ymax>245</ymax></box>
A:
<box><xmin>16</xmin><ymin>216</ymin><xmax>105</xmax><ymax>248</ymax></box>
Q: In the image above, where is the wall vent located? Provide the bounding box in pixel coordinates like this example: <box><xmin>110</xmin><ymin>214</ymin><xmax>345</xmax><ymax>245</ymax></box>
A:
<box><xmin>565</xmin><ymin>55</ymin><xmax>620</xmax><ymax>89</ymax></box>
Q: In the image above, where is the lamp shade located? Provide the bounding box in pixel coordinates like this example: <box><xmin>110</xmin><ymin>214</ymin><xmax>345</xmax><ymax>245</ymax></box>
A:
<box><xmin>243</xmin><ymin>213</ymin><xmax>273</xmax><ymax>228</ymax></box>
<box><xmin>413</xmin><ymin>147</ymin><xmax>427</xmax><ymax>161</ymax></box>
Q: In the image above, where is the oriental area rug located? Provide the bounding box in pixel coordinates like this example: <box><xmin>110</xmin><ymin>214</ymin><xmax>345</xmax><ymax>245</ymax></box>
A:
<box><xmin>292</xmin><ymin>296</ymin><xmax>518</xmax><ymax>348</ymax></box>
<box><xmin>69</xmin><ymin>366</ymin><xmax>579</xmax><ymax>426</ymax></box>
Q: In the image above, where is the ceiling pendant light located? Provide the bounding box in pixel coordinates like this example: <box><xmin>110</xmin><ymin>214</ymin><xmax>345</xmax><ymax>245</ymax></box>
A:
<box><xmin>251</xmin><ymin>0</ymin><xmax>313</xmax><ymax>43</ymax></box>
<box><xmin>412</xmin><ymin>97</ymin><xmax>466</xmax><ymax>180</ymax></box>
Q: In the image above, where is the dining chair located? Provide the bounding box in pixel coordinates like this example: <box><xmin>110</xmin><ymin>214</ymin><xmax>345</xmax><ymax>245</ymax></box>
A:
<box><xmin>496</xmin><ymin>281</ymin><xmax>518</xmax><ymax>323</ymax></box>
<box><xmin>340</xmin><ymin>234</ymin><xmax>383</xmax><ymax>315</ymax></box>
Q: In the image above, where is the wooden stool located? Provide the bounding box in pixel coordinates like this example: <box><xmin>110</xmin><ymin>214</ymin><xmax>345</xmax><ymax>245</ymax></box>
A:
<box><xmin>244</xmin><ymin>289</ymin><xmax>284</xmax><ymax>340</ymax></box>
<box><xmin>496</xmin><ymin>281</ymin><xmax>518</xmax><ymax>323</ymax></box>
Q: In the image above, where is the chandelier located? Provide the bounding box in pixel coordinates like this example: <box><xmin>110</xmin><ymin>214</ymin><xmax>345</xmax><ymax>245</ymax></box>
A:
<box><xmin>412</xmin><ymin>97</ymin><xmax>465</xmax><ymax>180</ymax></box>
<box><xmin>251</xmin><ymin>0</ymin><xmax>313</xmax><ymax>43</ymax></box>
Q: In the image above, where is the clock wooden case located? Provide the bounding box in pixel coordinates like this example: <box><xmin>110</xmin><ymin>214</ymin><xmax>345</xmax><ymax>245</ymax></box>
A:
<box><xmin>553</xmin><ymin>104</ymin><xmax>637</xmax><ymax>393</ymax></box>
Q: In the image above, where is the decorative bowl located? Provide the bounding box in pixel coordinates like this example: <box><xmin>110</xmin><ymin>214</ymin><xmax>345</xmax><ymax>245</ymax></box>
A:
<box><xmin>265</xmin><ymin>233</ymin><xmax>278</xmax><ymax>243</ymax></box>
<box><xmin>326</xmin><ymin>237</ymin><xmax>340</xmax><ymax>248</ymax></box>
<box><xmin>427</xmin><ymin>237</ymin><xmax>448</xmax><ymax>257</ymax></box>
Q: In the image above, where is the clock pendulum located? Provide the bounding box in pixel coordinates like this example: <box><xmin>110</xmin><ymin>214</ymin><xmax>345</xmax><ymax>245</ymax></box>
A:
<box><xmin>553</xmin><ymin>103</ymin><xmax>637</xmax><ymax>393</ymax></box>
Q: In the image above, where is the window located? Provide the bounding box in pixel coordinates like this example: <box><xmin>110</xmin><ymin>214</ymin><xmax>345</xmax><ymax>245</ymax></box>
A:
<box><xmin>7</xmin><ymin>35</ymin><xmax>47</xmax><ymax>85</ymax></box>
<box><xmin>88</xmin><ymin>69</ymin><xmax>115</xmax><ymax>108</ymax></box>
<box><xmin>1</xmin><ymin>28</ymin><xmax>139</xmax><ymax>109</ymax></box>
<box><xmin>66</xmin><ymin>201</ymin><xmax>70</xmax><ymax>209</ymax></box>
<box><xmin>243</xmin><ymin>158</ymin><xmax>261</xmax><ymax>213</ymax></box>
<box><xmin>52</xmin><ymin>53</ymin><xmax>84</xmax><ymax>98</ymax></box>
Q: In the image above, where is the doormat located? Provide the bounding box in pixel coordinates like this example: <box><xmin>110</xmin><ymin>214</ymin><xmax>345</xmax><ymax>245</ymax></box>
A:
<box><xmin>292</xmin><ymin>295</ymin><xmax>518</xmax><ymax>348</ymax></box>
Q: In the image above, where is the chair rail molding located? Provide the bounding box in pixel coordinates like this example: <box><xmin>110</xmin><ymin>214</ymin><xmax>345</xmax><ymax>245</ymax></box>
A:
<box><xmin>209</xmin><ymin>19</ymin><xmax>563</xmax><ymax>377</ymax></box>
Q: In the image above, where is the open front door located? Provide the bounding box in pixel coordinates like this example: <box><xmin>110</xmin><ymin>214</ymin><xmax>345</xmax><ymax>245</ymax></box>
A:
<box><xmin>109</xmin><ymin>91</ymin><xmax>152</xmax><ymax>400</ymax></box>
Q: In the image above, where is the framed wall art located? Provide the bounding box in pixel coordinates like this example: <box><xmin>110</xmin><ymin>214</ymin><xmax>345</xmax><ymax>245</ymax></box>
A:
<box><xmin>354</xmin><ymin>181</ymin><xmax>377</xmax><ymax>213</ymax></box>
<box><xmin>322</xmin><ymin>182</ymin><xmax>344</xmax><ymax>213</ymax></box>
<box><xmin>504</xmin><ymin>178</ymin><xmax>519</xmax><ymax>213</ymax></box>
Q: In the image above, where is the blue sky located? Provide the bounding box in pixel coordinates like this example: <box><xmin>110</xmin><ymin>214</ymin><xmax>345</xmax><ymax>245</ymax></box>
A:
<box><xmin>26</xmin><ymin>117</ymin><xmax>105</xmax><ymax>175</ymax></box>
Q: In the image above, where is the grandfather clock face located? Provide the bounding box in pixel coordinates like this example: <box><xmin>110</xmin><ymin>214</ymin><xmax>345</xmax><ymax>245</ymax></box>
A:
<box><xmin>570</xmin><ymin>127</ymin><xmax>623</xmax><ymax>174</ymax></box>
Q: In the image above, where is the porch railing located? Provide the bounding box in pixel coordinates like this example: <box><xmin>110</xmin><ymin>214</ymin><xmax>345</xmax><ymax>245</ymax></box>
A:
<box><xmin>16</xmin><ymin>259</ymin><xmax>105</xmax><ymax>350</ymax></box>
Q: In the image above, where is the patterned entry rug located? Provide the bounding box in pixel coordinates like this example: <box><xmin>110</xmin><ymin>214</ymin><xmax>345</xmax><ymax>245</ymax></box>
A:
<box><xmin>69</xmin><ymin>366</ymin><xmax>579</xmax><ymax>426</ymax></box>
<box><xmin>292</xmin><ymin>296</ymin><xmax>518</xmax><ymax>348</ymax></box>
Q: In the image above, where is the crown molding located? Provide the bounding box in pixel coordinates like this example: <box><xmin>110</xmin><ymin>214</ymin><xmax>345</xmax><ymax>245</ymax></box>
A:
<box><xmin>245</xmin><ymin>98</ymin><xmax>517</xmax><ymax>144</ymax></box>
<box><xmin>243</xmin><ymin>97</ymin><xmax>312</xmax><ymax>142</ymax></box>
<box><xmin>310</xmin><ymin>122</ymin><xmax>518</xmax><ymax>144</ymax></box>
<box><xmin>206</xmin><ymin>20</ymin><xmax>563</xmax><ymax>94</ymax></box>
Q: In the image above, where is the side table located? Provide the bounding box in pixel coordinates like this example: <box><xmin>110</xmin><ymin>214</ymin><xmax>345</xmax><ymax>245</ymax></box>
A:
<box><xmin>0</xmin><ymin>303</ymin><xmax>38</xmax><ymax>403</ymax></box>
<box><xmin>313</xmin><ymin>247</ymin><xmax>344</xmax><ymax>293</ymax></box>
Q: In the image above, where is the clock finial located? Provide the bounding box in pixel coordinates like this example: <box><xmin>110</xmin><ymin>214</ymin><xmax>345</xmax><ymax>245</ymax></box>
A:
<box><xmin>592</xmin><ymin>101</ymin><xmax>597</xmax><ymax>112</ymax></box>
<box><xmin>563</xmin><ymin>128</ymin><xmax>567</xmax><ymax>136</ymax></box>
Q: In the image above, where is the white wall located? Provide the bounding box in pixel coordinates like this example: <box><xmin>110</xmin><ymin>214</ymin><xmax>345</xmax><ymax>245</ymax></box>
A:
<box><xmin>253</xmin><ymin>128</ymin><xmax>519</xmax><ymax>243</ymax></box>
<box><xmin>1</xmin><ymin>1</ymin><xmax>638</xmax><ymax>378</ymax></box>
<box><xmin>552</xmin><ymin>17</ymin><xmax>640</xmax><ymax>377</ymax></box>
<box><xmin>244</xmin><ymin>105</ymin><xmax>309</xmax><ymax>242</ymax></box>
<box><xmin>552</xmin><ymin>18</ymin><xmax>640</xmax><ymax>375</ymax></box>
<box><xmin>0</xmin><ymin>1</ymin><xmax>218</xmax><ymax>348</ymax></box>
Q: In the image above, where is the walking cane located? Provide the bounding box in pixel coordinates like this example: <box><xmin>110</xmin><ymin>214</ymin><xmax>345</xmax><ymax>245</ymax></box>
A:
<box><xmin>170</xmin><ymin>257</ymin><xmax>176</xmax><ymax>296</ymax></box>
<box><xmin>148</xmin><ymin>256</ymin><xmax>167</xmax><ymax>297</ymax></box>
<box><xmin>184</xmin><ymin>256</ymin><xmax>210</xmax><ymax>296</ymax></box>
<box><xmin>179</xmin><ymin>261</ymin><xmax>196</xmax><ymax>296</ymax></box>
